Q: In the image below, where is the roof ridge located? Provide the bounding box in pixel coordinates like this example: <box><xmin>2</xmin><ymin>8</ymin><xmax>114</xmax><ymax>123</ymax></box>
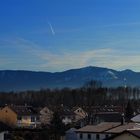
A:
<box><xmin>103</xmin><ymin>123</ymin><xmax>121</xmax><ymax>133</ymax></box>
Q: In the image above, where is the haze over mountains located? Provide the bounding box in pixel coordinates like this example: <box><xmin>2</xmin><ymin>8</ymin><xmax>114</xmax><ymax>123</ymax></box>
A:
<box><xmin>0</xmin><ymin>66</ymin><xmax>140</xmax><ymax>91</ymax></box>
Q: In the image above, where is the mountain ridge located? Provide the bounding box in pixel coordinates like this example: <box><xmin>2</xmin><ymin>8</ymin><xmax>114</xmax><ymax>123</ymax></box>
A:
<box><xmin>0</xmin><ymin>66</ymin><xmax>140</xmax><ymax>91</ymax></box>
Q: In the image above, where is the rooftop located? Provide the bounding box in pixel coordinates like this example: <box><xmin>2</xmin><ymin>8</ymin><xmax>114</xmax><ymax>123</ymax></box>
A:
<box><xmin>128</xmin><ymin>129</ymin><xmax>140</xmax><ymax>138</ymax></box>
<box><xmin>9</xmin><ymin>105</ymin><xmax>39</xmax><ymax>116</ymax></box>
<box><xmin>106</xmin><ymin>123</ymin><xmax>137</xmax><ymax>134</ymax></box>
<box><xmin>105</xmin><ymin>129</ymin><xmax>140</xmax><ymax>140</ymax></box>
<box><xmin>76</xmin><ymin>122</ymin><xmax>120</xmax><ymax>133</ymax></box>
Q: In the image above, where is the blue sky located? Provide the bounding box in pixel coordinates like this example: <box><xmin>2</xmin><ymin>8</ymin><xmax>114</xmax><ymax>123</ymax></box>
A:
<box><xmin>1</xmin><ymin>0</ymin><xmax>140</xmax><ymax>72</ymax></box>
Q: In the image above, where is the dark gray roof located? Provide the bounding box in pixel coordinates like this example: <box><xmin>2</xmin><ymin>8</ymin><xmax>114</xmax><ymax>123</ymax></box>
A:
<box><xmin>84</xmin><ymin>106</ymin><xmax>124</xmax><ymax>113</ymax></box>
<box><xmin>95</xmin><ymin>113</ymin><xmax>122</xmax><ymax>122</ymax></box>
<box><xmin>9</xmin><ymin>105</ymin><xmax>39</xmax><ymax>116</ymax></box>
<box><xmin>76</xmin><ymin>122</ymin><xmax>120</xmax><ymax>133</ymax></box>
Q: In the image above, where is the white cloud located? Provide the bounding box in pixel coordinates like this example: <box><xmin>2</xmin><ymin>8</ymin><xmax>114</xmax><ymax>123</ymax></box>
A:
<box><xmin>36</xmin><ymin>48</ymin><xmax>113</xmax><ymax>71</ymax></box>
<box><xmin>0</xmin><ymin>37</ymin><xmax>140</xmax><ymax>72</ymax></box>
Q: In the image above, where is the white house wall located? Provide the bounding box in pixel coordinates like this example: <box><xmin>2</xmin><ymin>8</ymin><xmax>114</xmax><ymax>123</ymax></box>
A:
<box><xmin>77</xmin><ymin>133</ymin><xmax>112</xmax><ymax>140</ymax></box>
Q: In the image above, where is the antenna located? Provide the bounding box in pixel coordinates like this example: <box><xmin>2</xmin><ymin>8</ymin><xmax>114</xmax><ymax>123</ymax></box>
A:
<box><xmin>124</xmin><ymin>78</ymin><xmax>127</xmax><ymax>88</ymax></box>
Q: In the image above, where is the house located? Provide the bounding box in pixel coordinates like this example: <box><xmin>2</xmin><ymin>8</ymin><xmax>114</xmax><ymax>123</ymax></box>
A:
<box><xmin>61</xmin><ymin>106</ymin><xmax>88</xmax><ymax>126</ymax></box>
<box><xmin>93</xmin><ymin>112</ymin><xmax>122</xmax><ymax>124</ymax></box>
<box><xmin>40</xmin><ymin>106</ymin><xmax>53</xmax><ymax>125</ymax></box>
<box><xmin>61</xmin><ymin>108</ymin><xmax>76</xmax><ymax>125</ymax></box>
<box><xmin>105</xmin><ymin>129</ymin><xmax>140</xmax><ymax>140</ymax></box>
<box><xmin>104</xmin><ymin>122</ymin><xmax>137</xmax><ymax>135</ymax></box>
<box><xmin>40</xmin><ymin>105</ymin><xmax>81</xmax><ymax>126</ymax></box>
<box><xmin>0</xmin><ymin>105</ymin><xmax>40</xmax><ymax>128</ymax></box>
<box><xmin>85</xmin><ymin>106</ymin><xmax>124</xmax><ymax>124</ymax></box>
<box><xmin>40</xmin><ymin>105</ymin><xmax>76</xmax><ymax>125</ymax></box>
<box><xmin>72</xmin><ymin>107</ymin><xmax>87</xmax><ymax>122</ymax></box>
<box><xmin>50</xmin><ymin>105</ymin><xmax>76</xmax><ymax>125</ymax></box>
<box><xmin>76</xmin><ymin>122</ymin><xmax>138</xmax><ymax>140</ymax></box>
<box><xmin>76</xmin><ymin>122</ymin><xmax>120</xmax><ymax>140</ymax></box>
<box><xmin>131</xmin><ymin>114</ymin><xmax>140</xmax><ymax>123</ymax></box>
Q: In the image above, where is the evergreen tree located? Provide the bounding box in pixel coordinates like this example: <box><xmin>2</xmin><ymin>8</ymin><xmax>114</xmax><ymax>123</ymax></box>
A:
<box><xmin>50</xmin><ymin>111</ymin><xmax>65</xmax><ymax>140</ymax></box>
<box><xmin>125</xmin><ymin>101</ymin><xmax>134</xmax><ymax>122</ymax></box>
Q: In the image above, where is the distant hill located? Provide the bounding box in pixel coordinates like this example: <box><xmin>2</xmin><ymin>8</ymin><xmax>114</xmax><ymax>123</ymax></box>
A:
<box><xmin>0</xmin><ymin>66</ymin><xmax>140</xmax><ymax>91</ymax></box>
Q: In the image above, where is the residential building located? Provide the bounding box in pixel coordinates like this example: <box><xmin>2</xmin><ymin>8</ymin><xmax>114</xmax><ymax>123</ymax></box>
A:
<box><xmin>61</xmin><ymin>109</ymin><xmax>76</xmax><ymax>125</ymax></box>
<box><xmin>86</xmin><ymin>106</ymin><xmax>124</xmax><ymax>124</ymax></box>
<box><xmin>72</xmin><ymin>107</ymin><xmax>87</xmax><ymax>122</ymax></box>
<box><xmin>40</xmin><ymin>106</ymin><xmax>53</xmax><ymax>125</ymax></box>
<box><xmin>106</xmin><ymin>129</ymin><xmax>140</xmax><ymax>140</ymax></box>
<box><xmin>76</xmin><ymin>122</ymin><xmax>120</xmax><ymax>140</ymax></box>
<box><xmin>53</xmin><ymin>105</ymin><xmax>76</xmax><ymax>125</ymax></box>
<box><xmin>76</xmin><ymin>122</ymin><xmax>138</xmax><ymax>140</ymax></box>
<box><xmin>131</xmin><ymin>114</ymin><xmax>140</xmax><ymax>123</ymax></box>
<box><xmin>0</xmin><ymin>105</ymin><xmax>40</xmax><ymax>128</ymax></box>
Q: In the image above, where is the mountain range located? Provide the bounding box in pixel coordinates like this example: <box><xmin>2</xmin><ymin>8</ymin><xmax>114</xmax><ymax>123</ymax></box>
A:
<box><xmin>0</xmin><ymin>66</ymin><xmax>140</xmax><ymax>91</ymax></box>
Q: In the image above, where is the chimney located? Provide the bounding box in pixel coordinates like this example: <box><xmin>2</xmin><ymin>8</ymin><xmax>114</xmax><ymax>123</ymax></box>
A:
<box><xmin>121</xmin><ymin>113</ymin><xmax>125</xmax><ymax>125</ymax></box>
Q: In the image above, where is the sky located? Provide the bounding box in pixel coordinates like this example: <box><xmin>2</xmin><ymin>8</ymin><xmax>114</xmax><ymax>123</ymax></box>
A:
<box><xmin>1</xmin><ymin>0</ymin><xmax>140</xmax><ymax>72</ymax></box>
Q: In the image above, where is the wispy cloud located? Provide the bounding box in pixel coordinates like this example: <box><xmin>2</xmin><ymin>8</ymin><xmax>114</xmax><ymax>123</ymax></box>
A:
<box><xmin>1</xmin><ymin>37</ymin><xmax>140</xmax><ymax>72</ymax></box>
<box><xmin>100</xmin><ymin>21</ymin><xmax>140</xmax><ymax>28</ymax></box>
<box><xmin>103</xmin><ymin>55</ymin><xmax>140</xmax><ymax>71</ymax></box>
<box><xmin>38</xmin><ymin>48</ymin><xmax>113</xmax><ymax>71</ymax></box>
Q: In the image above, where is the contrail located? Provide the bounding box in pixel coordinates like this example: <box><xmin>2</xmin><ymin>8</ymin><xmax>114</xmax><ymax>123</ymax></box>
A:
<box><xmin>48</xmin><ymin>22</ymin><xmax>55</xmax><ymax>35</ymax></box>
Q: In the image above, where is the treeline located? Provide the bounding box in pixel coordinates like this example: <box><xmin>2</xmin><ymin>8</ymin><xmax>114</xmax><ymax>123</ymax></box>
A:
<box><xmin>0</xmin><ymin>81</ymin><xmax>140</xmax><ymax>107</ymax></box>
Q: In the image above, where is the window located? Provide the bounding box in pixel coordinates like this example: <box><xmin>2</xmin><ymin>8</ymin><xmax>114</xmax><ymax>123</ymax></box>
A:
<box><xmin>88</xmin><ymin>134</ymin><xmax>91</xmax><ymax>139</ymax></box>
<box><xmin>105</xmin><ymin>134</ymin><xmax>108</xmax><ymax>138</ymax></box>
<box><xmin>79</xmin><ymin>133</ymin><xmax>83</xmax><ymax>139</ymax></box>
<box><xmin>31</xmin><ymin>116</ymin><xmax>35</xmax><ymax>122</ymax></box>
<box><xmin>96</xmin><ymin>134</ymin><xmax>100</xmax><ymax>140</ymax></box>
<box><xmin>36</xmin><ymin>116</ymin><xmax>40</xmax><ymax>121</ymax></box>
